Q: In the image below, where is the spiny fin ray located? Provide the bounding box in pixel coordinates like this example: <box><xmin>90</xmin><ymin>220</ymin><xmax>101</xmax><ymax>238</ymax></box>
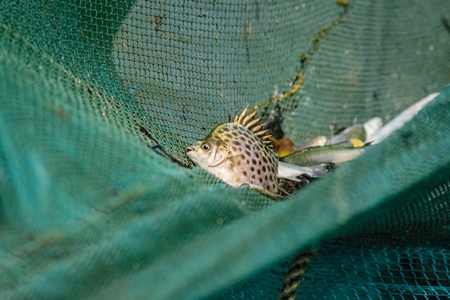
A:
<box><xmin>242</xmin><ymin>110</ymin><xmax>257</xmax><ymax>126</ymax></box>
<box><xmin>255</xmin><ymin>129</ymin><xmax>270</xmax><ymax>137</ymax></box>
<box><xmin>234</xmin><ymin>106</ymin><xmax>272</xmax><ymax>144</ymax></box>
<box><xmin>251</xmin><ymin>123</ymin><xmax>266</xmax><ymax>133</ymax></box>
<box><xmin>235</xmin><ymin>106</ymin><xmax>248</xmax><ymax>123</ymax></box>
<box><xmin>246</xmin><ymin>117</ymin><xmax>261</xmax><ymax>129</ymax></box>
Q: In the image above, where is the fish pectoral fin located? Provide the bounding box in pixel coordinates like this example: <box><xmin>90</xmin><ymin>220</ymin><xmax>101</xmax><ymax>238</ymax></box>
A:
<box><xmin>278</xmin><ymin>161</ymin><xmax>334</xmax><ymax>180</ymax></box>
<box><xmin>240</xmin><ymin>183</ymin><xmax>283</xmax><ymax>200</ymax></box>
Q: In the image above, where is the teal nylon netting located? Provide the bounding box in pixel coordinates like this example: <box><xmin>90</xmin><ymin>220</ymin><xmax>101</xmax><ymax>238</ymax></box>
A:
<box><xmin>0</xmin><ymin>0</ymin><xmax>449</xmax><ymax>299</ymax></box>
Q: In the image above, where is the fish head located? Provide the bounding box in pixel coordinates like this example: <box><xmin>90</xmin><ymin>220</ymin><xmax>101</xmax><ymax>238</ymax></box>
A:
<box><xmin>186</xmin><ymin>134</ymin><xmax>229</xmax><ymax>170</ymax></box>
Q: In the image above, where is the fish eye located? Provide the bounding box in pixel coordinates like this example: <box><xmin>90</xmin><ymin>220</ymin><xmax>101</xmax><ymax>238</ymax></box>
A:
<box><xmin>201</xmin><ymin>142</ymin><xmax>212</xmax><ymax>151</ymax></box>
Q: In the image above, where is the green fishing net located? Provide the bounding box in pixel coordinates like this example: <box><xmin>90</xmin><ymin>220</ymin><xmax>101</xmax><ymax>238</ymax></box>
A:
<box><xmin>1</xmin><ymin>0</ymin><xmax>449</xmax><ymax>299</ymax></box>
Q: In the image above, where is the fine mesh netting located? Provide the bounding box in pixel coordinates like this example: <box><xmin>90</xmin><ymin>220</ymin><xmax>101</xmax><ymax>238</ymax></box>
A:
<box><xmin>0</xmin><ymin>0</ymin><xmax>449</xmax><ymax>299</ymax></box>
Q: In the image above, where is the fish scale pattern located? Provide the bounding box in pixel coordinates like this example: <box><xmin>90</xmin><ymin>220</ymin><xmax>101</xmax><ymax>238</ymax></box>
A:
<box><xmin>0</xmin><ymin>0</ymin><xmax>450</xmax><ymax>299</ymax></box>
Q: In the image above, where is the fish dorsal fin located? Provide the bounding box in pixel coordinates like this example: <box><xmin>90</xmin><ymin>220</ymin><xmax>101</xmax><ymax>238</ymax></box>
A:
<box><xmin>234</xmin><ymin>106</ymin><xmax>273</xmax><ymax>146</ymax></box>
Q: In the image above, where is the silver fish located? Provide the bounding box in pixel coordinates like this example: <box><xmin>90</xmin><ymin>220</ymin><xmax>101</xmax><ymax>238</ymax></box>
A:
<box><xmin>370</xmin><ymin>93</ymin><xmax>438</xmax><ymax>144</ymax></box>
<box><xmin>281</xmin><ymin>145</ymin><xmax>365</xmax><ymax>166</ymax></box>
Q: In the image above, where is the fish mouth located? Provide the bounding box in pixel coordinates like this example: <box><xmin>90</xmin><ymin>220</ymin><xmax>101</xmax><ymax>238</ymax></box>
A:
<box><xmin>185</xmin><ymin>147</ymin><xmax>197</xmax><ymax>166</ymax></box>
<box><xmin>186</xmin><ymin>146</ymin><xmax>194</xmax><ymax>154</ymax></box>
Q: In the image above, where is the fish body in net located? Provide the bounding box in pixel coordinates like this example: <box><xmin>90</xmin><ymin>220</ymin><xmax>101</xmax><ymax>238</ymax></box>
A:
<box><xmin>281</xmin><ymin>145</ymin><xmax>366</xmax><ymax>167</ymax></box>
<box><xmin>186</xmin><ymin>107</ymin><xmax>331</xmax><ymax>198</ymax></box>
<box><xmin>370</xmin><ymin>92</ymin><xmax>439</xmax><ymax>144</ymax></box>
<box><xmin>298</xmin><ymin>117</ymin><xmax>382</xmax><ymax>150</ymax></box>
<box><xmin>327</xmin><ymin>124</ymin><xmax>367</xmax><ymax>145</ymax></box>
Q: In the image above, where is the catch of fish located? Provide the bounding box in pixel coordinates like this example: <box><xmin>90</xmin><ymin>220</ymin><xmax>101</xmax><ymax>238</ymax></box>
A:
<box><xmin>186</xmin><ymin>93</ymin><xmax>438</xmax><ymax>199</ymax></box>
<box><xmin>186</xmin><ymin>106</ymin><xmax>362</xmax><ymax>199</ymax></box>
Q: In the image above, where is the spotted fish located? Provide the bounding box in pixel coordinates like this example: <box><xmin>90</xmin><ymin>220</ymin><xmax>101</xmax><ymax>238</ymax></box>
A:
<box><xmin>186</xmin><ymin>107</ymin><xmax>330</xmax><ymax>198</ymax></box>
